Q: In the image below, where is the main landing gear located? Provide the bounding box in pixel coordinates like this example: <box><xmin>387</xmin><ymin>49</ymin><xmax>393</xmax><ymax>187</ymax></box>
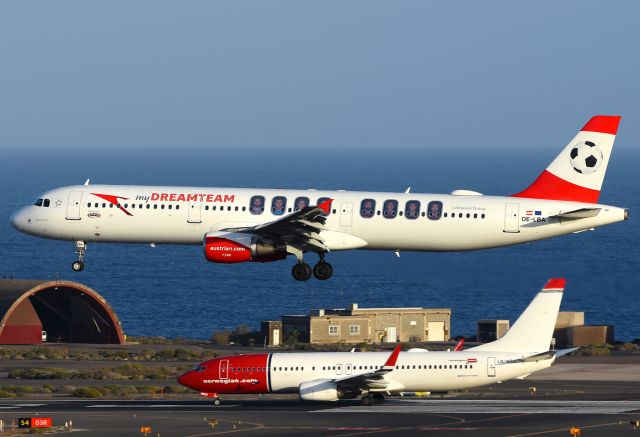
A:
<box><xmin>291</xmin><ymin>255</ymin><xmax>333</xmax><ymax>282</ymax></box>
<box><xmin>71</xmin><ymin>241</ymin><xmax>86</xmax><ymax>272</ymax></box>
<box><xmin>360</xmin><ymin>393</ymin><xmax>384</xmax><ymax>406</ymax></box>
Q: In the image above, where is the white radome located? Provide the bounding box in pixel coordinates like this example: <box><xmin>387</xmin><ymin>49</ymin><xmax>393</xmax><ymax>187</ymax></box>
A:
<box><xmin>569</xmin><ymin>141</ymin><xmax>603</xmax><ymax>174</ymax></box>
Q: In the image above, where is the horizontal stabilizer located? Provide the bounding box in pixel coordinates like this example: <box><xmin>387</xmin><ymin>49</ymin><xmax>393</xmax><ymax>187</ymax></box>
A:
<box><xmin>549</xmin><ymin>208</ymin><xmax>601</xmax><ymax>220</ymax></box>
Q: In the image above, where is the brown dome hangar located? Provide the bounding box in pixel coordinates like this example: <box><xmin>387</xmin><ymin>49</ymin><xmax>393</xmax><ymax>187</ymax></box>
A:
<box><xmin>0</xmin><ymin>279</ymin><xmax>124</xmax><ymax>344</ymax></box>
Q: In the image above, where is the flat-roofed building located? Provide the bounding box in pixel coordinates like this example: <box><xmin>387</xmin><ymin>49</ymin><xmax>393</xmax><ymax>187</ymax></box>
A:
<box><xmin>282</xmin><ymin>303</ymin><xmax>451</xmax><ymax>345</ymax></box>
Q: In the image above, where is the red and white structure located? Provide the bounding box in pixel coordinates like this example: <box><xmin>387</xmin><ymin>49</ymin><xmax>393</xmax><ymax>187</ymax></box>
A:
<box><xmin>11</xmin><ymin>116</ymin><xmax>627</xmax><ymax>280</ymax></box>
<box><xmin>178</xmin><ymin>279</ymin><xmax>574</xmax><ymax>405</ymax></box>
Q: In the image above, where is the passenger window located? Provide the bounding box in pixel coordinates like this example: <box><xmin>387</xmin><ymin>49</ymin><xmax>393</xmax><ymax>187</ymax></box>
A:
<box><xmin>294</xmin><ymin>197</ymin><xmax>310</xmax><ymax>211</ymax></box>
<box><xmin>249</xmin><ymin>195</ymin><xmax>265</xmax><ymax>215</ymax></box>
<box><xmin>317</xmin><ymin>197</ymin><xmax>331</xmax><ymax>216</ymax></box>
<box><xmin>404</xmin><ymin>201</ymin><xmax>420</xmax><ymax>219</ymax></box>
<box><xmin>382</xmin><ymin>200</ymin><xmax>398</xmax><ymax>219</ymax></box>
<box><xmin>270</xmin><ymin>196</ymin><xmax>287</xmax><ymax>215</ymax></box>
<box><xmin>34</xmin><ymin>199</ymin><xmax>44</xmax><ymax>207</ymax></box>
<box><xmin>360</xmin><ymin>199</ymin><xmax>376</xmax><ymax>218</ymax></box>
<box><xmin>427</xmin><ymin>201</ymin><xmax>443</xmax><ymax>220</ymax></box>
<box><xmin>43</xmin><ymin>199</ymin><xmax>50</xmax><ymax>207</ymax></box>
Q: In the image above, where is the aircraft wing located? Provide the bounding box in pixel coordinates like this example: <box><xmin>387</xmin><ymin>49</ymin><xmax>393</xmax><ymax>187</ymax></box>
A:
<box><xmin>333</xmin><ymin>345</ymin><xmax>402</xmax><ymax>390</ymax></box>
<box><xmin>221</xmin><ymin>199</ymin><xmax>333</xmax><ymax>252</ymax></box>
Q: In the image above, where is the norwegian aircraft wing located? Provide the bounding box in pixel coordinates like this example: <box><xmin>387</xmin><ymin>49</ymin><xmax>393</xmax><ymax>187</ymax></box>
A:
<box><xmin>332</xmin><ymin>345</ymin><xmax>402</xmax><ymax>390</ymax></box>
<box><xmin>221</xmin><ymin>199</ymin><xmax>333</xmax><ymax>252</ymax></box>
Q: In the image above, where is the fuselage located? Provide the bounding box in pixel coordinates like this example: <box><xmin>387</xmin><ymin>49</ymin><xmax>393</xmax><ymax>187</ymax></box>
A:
<box><xmin>178</xmin><ymin>349</ymin><xmax>555</xmax><ymax>396</ymax></box>
<box><xmin>10</xmin><ymin>184</ymin><xmax>627</xmax><ymax>251</ymax></box>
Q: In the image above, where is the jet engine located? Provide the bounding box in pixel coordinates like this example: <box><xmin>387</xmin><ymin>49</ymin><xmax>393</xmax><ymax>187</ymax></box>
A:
<box><xmin>298</xmin><ymin>379</ymin><xmax>358</xmax><ymax>401</ymax></box>
<box><xmin>204</xmin><ymin>232</ymin><xmax>287</xmax><ymax>263</ymax></box>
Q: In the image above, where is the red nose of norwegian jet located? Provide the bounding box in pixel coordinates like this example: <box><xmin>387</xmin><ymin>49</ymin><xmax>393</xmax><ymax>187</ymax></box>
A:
<box><xmin>178</xmin><ymin>371</ymin><xmax>194</xmax><ymax>389</ymax></box>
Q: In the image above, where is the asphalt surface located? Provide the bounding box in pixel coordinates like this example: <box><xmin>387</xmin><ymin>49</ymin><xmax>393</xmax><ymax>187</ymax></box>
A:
<box><xmin>2</xmin><ymin>379</ymin><xmax>640</xmax><ymax>436</ymax></box>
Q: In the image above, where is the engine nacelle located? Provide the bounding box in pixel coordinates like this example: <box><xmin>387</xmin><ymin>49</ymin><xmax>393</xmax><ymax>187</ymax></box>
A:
<box><xmin>298</xmin><ymin>379</ymin><xmax>358</xmax><ymax>402</ymax></box>
<box><xmin>204</xmin><ymin>233</ymin><xmax>287</xmax><ymax>264</ymax></box>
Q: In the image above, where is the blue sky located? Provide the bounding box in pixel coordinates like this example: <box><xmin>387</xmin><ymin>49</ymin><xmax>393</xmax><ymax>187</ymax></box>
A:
<box><xmin>1</xmin><ymin>1</ymin><xmax>638</xmax><ymax>150</ymax></box>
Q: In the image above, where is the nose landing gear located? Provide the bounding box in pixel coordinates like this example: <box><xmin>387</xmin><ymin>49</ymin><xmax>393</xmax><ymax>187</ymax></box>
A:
<box><xmin>71</xmin><ymin>241</ymin><xmax>87</xmax><ymax>272</ymax></box>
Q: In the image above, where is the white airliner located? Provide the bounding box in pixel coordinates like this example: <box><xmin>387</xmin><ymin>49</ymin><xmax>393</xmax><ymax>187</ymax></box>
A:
<box><xmin>178</xmin><ymin>278</ymin><xmax>574</xmax><ymax>405</ymax></box>
<box><xmin>10</xmin><ymin>115</ymin><xmax>627</xmax><ymax>280</ymax></box>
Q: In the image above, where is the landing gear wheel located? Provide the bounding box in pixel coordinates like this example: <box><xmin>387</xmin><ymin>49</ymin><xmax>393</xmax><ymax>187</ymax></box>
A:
<box><xmin>72</xmin><ymin>241</ymin><xmax>87</xmax><ymax>272</ymax></box>
<box><xmin>292</xmin><ymin>262</ymin><xmax>312</xmax><ymax>281</ymax></box>
<box><xmin>213</xmin><ymin>398</ymin><xmax>221</xmax><ymax>406</ymax></box>
<box><xmin>373</xmin><ymin>393</ymin><xmax>385</xmax><ymax>405</ymax></box>
<box><xmin>360</xmin><ymin>395</ymin><xmax>372</xmax><ymax>406</ymax></box>
<box><xmin>312</xmin><ymin>262</ymin><xmax>333</xmax><ymax>280</ymax></box>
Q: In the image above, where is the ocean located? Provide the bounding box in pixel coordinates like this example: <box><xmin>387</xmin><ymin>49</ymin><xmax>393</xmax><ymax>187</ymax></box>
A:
<box><xmin>1</xmin><ymin>145</ymin><xmax>638</xmax><ymax>340</ymax></box>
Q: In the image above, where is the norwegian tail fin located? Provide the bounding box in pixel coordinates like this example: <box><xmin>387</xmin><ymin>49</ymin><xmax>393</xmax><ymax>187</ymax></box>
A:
<box><xmin>469</xmin><ymin>279</ymin><xmax>565</xmax><ymax>353</ymax></box>
<box><xmin>513</xmin><ymin>115</ymin><xmax>621</xmax><ymax>203</ymax></box>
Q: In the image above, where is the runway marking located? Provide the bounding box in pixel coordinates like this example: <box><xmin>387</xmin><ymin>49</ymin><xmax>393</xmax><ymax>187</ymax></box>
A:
<box><xmin>314</xmin><ymin>399</ymin><xmax>640</xmax><ymax>415</ymax></box>
<box><xmin>85</xmin><ymin>404</ymin><xmax>237</xmax><ymax>409</ymax></box>
<box><xmin>505</xmin><ymin>420</ymin><xmax>625</xmax><ymax>437</ymax></box>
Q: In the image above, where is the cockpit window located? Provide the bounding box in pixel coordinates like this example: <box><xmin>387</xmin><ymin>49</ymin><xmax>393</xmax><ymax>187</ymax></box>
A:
<box><xmin>33</xmin><ymin>198</ymin><xmax>43</xmax><ymax>207</ymax></box>
<box><xmin>43</xmin><ymin>199</ymin><xmax>50</xmax><ymax>208</ymax></box>
<box><xmin>194</xmin><ymin>365</ymin><xmax>207</xmax><ymax>371</ymax></box>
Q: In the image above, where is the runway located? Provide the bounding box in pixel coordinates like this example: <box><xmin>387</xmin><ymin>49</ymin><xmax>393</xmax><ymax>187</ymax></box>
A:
<box><xmin>2</xmin><ymin>389</ymin><xmax>640</xmax><ymax>436</ymax></box>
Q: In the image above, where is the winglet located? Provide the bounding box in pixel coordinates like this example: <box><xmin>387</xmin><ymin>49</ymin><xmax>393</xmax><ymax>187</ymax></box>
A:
<box><xmin>543</xmin><ymin>278</ymin><xmax>566</xmax><ymax>291</ymax></box>
<box><xmin>384</xmin><ymin>345</ymin><xmax>402</xmax><ymax>368</ymax></box>
<box><xmin>453</xmin><ymin>338</ymin><xmax>464</xmax><ymax>351</ymax></box>
<box><xmin>318</xmin><ymin>198</ymin><xmax>333</xmax><ymax>215</ymax></box>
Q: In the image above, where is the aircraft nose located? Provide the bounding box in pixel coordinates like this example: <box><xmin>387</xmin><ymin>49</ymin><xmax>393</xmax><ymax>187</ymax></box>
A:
<box><xmin>10</xmin><ymin>209</ymin><xmax>24</xmax><ymax>231</ymax></box>
<box><xmin>178</xmin><ymin>371</ymin><xmax>193</xmax><ymax>388</ymax></box>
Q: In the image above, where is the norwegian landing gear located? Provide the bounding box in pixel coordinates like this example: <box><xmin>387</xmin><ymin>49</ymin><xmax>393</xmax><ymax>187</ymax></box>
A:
<box><xmin>71</xmin><ymin>241</ymin><xmax>86</xmax><ymax>272</ymax></box>
<box><xmin>360</xmin><ymin>393</ymin><xmax>384</xmax><ymax>406</ymax></box>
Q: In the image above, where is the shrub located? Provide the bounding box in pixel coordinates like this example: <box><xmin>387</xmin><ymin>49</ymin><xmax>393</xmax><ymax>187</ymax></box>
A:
<box><xmin>72</xmin><ymin>387</ymin><xmax>103</xmax><ymax>398</ymax></box>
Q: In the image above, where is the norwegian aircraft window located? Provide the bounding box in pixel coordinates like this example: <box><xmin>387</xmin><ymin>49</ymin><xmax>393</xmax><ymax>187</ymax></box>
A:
<box><xmin>360</xmin><ymin>199</ymin><xmax>376</xmax><ymax>218</ymax></box>
<box><xmin>146</xmin><ymin>204</ymin><xmax>150</xmax><ymax>209</ymax></box>
<box><xmin>43</xmin><ymin>199</ymin><xmax>50</xmax><ymax>207</ymax></box>
<box><xmin>235</xmin><ymin>206</ymin><xmax>239</xmax><ymax>211</ymax></box>
<box><xmin>427</xmin><ymin>201</ymin><xmax>443</xmax><ymax>220</ymax></box>
<box><xmin>474</xmin><ymin>213</ymin><xmax>478</xmax><ymax>218</ymax></box>
<box><xmin>102</xmin><ymin>203</ymin><xmax>106</xmax><ymax>208</ymax></box>
<box><xmin>294</xmin><ymin>197</ymin><xmax>309</xmax><ymax>211</ymax></box>
<box><xmin>94</xmin><ymin>203</ymin><xmax>99</xmax><ymax>208</ymax></box>
<box><xmin>317</xmin><ymin>197</ymin><xmax>331</xmax><ymax>216</ymax></box>
<box><xmin>249</xmin><ymin>195</ymin><xmax>265</xmax><ymax>215</ymax></box>
<box><xmin>168</xmin><ymin>205</ymin><xmax>172</xmax><ymax>210</ymax></box>
<box><xmin>212</xmin><ymin>206</ymin><xmax>216</xmax><ymax>211</ymax></box>
<box><xmin>124</xmin><ymin>204</ymin><xmax>129</xmax><ymax>208</ymax></box>
<box><xmin>85</xmin><ymin>202</ymin><xmax>90</xmax><ymax>208</ymax></box>
<box><xmin>405</xmin><ymin>201</ymin><xmax>420</xmax><ymax>219</ymax></box>
<box><xmin>376</xmin><ymin>210</ymin><xmax>381</xmax><ymax>216</ymax></box>
<box><xmin>153</xmin><ymin>204</ymin><xmax>157</xmax><ymax>209</ymax></box>
<box><xmin>271</xmin><ymin>196</ymin><xmax>287</xmax><ymax>215</ymax></box>
<box><xmin>161</xmin><ymin>205</ymin><xmax>165</xmax><ymax>210</ymax></box>
<box><xmin>132</xmin><ymin>204</ymin><xmax>136</xmax><ymax>209</ymax></box>
<box><xmin>205</xmin><ymin>205</ymin><xmax>209</xmax><ymax>210</ymax></box>
<box><xmin>481</xmin><ymin>213</ymin><xmax>485</xmax><ymax>219</ymax></box>
<box><xmin>287</xmin><ymin>208</ymin><xmax>292</xmax><ymax>213</ymax></box>
<box><xmin>110</xmin><ymin>203</ymin><xmax>114</xmax><ymax>208</ymax></box>
<box><xmin>458</xmin><ymin>213</ymin><xmax>463</xmax><ymax>218</ymax></box>
<box><xmin>383</xmin><ymin>200</ymin><xmax>398</xmax><ymax>219</ymax></box>
<box><xmin>227</xmin><ymin>206</ymin><xmax>231</xmax><ymax>211</ymax></box>
<box><xmin>466</xmin><ymin>213</ymin><xmax>470</xmax><ymax>218</ymax></box>
<box><xmin>443</xmin><ymin>212</ymin><xmax>448</xmax><ymax>218</ymax></box>
<box><xmin>34</xmin><ymin>199</ymin><xmax>44</xmax><ymax>207</ymax></box>
<box><xmin>242</xmin><ymin>206</ymin><xmax>246</xmax><ymax>211</ymax></box>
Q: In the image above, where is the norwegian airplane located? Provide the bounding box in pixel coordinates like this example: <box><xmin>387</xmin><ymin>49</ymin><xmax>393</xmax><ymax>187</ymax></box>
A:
<box><xmin>178</xmin><ymin>279</ymin><xmax>574</xmax><ymax>405</ymax></box>
<box><xmin>10</xmin><ymin>116</ymin><xmax>627</xmax><ymax>281</ymax></box>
